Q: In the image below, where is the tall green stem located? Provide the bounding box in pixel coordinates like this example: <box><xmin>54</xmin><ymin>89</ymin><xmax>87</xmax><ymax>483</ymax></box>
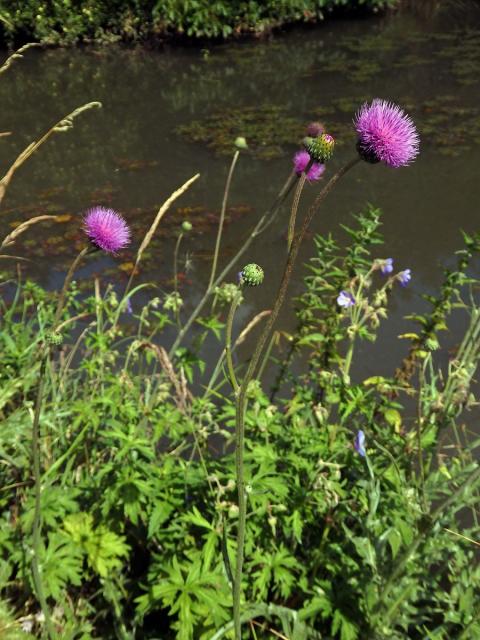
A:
<box><xmin>208</xmin><ymin>150</ymin><xmax>240</xmax><ymax>291</ymax></box>
<box><xmin>225</xmin><ymin>291</ymin><xmax>242</xmax><ymax>393</ymax></box>
<box><xmin>232</xmin><ymin>156</ymin><xmax>360</xmax><ymax>638</ymax></box>
<box><xmin>31</xmin><ymin>354</ymin><xmax>56</xmax><ymax>640</ymax></box>
<box><xmin>53</xmin><ymin>246</ymin><xmax>89</xmax><ymax>327</ymax></box>
<box><xmin>287</xmin><ymin>172</ymin><xmax>307</xmax><ymax>252</ymax></box>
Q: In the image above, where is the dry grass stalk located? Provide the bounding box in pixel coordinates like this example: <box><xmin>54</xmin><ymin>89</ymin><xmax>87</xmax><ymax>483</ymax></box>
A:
<box><xmin>0</xmin><ymin>101</ymin><xmax>102</xmax><ymax>205</ymax></box>
<box><xmin>140</xmin><ymin>342</ymin><xmax>192</xmax><ymax>411</ymax></box>
<box><xmin>134</xmin><ymin>173</ymin><xmax>200</xmax><ymax>270</ymax></box>
<box><xmin>0</xmin><ymin>215</ymin><xmax>58</xmax><ymax>249</ymax></box>
<box><xmin>235</xmin><ymin>310</ymin><xmax>271</xmax><ymax>347</ymax></box>
<box><xmin>0</xmin><ymin>43</ymin><xmax>41</xmax><ymax>76</ymax></box>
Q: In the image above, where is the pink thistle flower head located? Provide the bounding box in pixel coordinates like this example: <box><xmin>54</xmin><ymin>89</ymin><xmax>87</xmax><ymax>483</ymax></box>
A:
<box><xmin>354</xmin><ymin>99</ymin><xmax>419</xmax><ymax>168</ymax></box>
<box><xmin>83</xmin><ymin>206</ymin><xmax>131</xmax><ymax>254</ymax></box>
<box><xmin>293</xmin><ymin>150</ymin><xmax>325</xmax><ymax>182</ymax></box>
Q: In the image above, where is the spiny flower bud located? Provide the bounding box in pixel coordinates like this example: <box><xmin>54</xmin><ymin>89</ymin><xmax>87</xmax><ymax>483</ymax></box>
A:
<box><xmin>303</xmin><ymin>133</ymin><xmax>335</xmax><ymax>163</ymax></box>
<box><xmin>182</xmin><ymin>220</ymin><xmax>192</xmax><ymax>232</ymax></box>
<box><xmin>239</xmin><ymin>263</ymin><xmax>264</xmax><ymax>287</ymax></box>
<box><xmin>46</xmin><ymin>331</ymin><xmax>63</xmax><ymax>346</ymax></box>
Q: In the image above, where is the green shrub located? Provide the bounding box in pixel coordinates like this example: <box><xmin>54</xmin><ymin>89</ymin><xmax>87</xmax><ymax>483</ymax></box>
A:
<box><xmin>0</xmin><ymin>0</ymin><xmax>399</xmax><ymax>44</ymax></box>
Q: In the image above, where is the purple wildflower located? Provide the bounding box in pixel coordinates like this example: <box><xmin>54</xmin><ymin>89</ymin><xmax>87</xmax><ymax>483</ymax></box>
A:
<box><xmin>381</xmin><ymin>258</ymin><xmax>394</xmax><ymax>275</ymax></box>
<box><xmin>337</xmin><ymin>290</ymin><xmax>355</xmax><ymax>308</ymax></box>
<box><xmin>354</xmin><ymin>430</ymin><xmax>366</xmax><ymax>457</ymax></box>
<box><xmin>306</xmin><ymin>121</ymin><xmax>324</xmax><ymax>137</ymax></box>
<box><xmin>293</xmin><ymin>150</ymin><xmax>325</xmax><ymax>182</ymax></box>
<box><xmin>397</xmin><ymin>269</ymin><xmax>412</xmax><ymax>287</ymax></box>
<box><xmin>83</xmin><ymin>206</ymin><xmax>131</xmax><ymax>254</ymax></box>
<box><xmin>354</xmin><ymin>99</ymin><xmax>419</xmax><ymax>168</ymax></box>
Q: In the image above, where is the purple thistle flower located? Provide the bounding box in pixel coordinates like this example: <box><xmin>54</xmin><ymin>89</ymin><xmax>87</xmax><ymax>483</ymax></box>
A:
<box><xmin>83</xmin><ymin>206</ymin><xmax>131</xmax><ymax>254</ymax></box>
<box><xmin>354</xmin><ymin>430</ymin><xmax>366</xmax><ymax>457</ymax></box>
<box><xmin>293</xmin><ymin>150</ymin><xmax>325</xmax><ymax>182</ymax></box>
<box><xmin>397</xmin><ymin>268</ymin><xmax>412</xmax><ymax>287</ymax></box>
<box><xmin>381</xmin><ymin>258</ymin><xmax>394</xmax><ymax>275</ymax></box>
<box><xmin>337</xmin><ymin>290</ymin><xmax>355</xmax><ymax>308</ymax></box>
<box><xmin>354</xmin><ymin>99</ymin><xmax>419</xmax><ymax>168</ymax></box>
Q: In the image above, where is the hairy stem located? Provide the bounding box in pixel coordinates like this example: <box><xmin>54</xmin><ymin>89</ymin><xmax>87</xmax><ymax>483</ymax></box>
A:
<box><xmin>286</xmin><ymin>171</ymin><xmax>307</xmax><ymax>252</ymax></box>
<box><xmin>225</xmin><ymin>291</ymin><xmax>242</xmax><ymax>393</ymax></box>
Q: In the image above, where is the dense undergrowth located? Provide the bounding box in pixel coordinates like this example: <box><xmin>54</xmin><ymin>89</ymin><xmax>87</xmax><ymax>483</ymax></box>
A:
<box><xmin>2</xmin><ymin>206</ymin><xmax>480</xmax><ymax>639</ymax></box>
<box><xmin>0</xmin><ymin>0</ymin><xmax>397</xmax><ymax>45</ymax></box>
<box><xmin>0</xmin><ymin>45</ymin><xmax>480</xmax><ymax>640</ymax></box>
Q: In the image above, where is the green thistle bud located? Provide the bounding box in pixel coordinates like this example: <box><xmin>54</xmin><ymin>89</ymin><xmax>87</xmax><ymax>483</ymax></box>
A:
<box><xmin>239</xmin><ymin>263</ymin><xmax>264</xmax><ymax>287</ymax></box>
<box><xmin>303</xmin><ymin>133</ymin><xmax>335</xmax><ymax>163</ymax></box>
<box><xmin>181</xmin><ymin>220</ymin><xmax>192</xmax><ymax>232</ymax></box>
<box><xmin>46</xmin><ymin>331</ymin><xmax>63</xmax><ymax>346</ymax></box>
<box><xmin>234</xmin><ymin>136</ymin><xmax>248</xmax><ymax>150</ymax></box>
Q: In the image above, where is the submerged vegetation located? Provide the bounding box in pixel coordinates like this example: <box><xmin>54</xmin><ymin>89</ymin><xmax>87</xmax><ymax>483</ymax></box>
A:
<box><xmin>1</xmin><ymin>43</ymin><xmax>480</xmax><ymax>640</ymax></box>
<box><xmin>0</xmin><ymin>1</ymin><xmax>398</xmax><ymax>45</ymax></box>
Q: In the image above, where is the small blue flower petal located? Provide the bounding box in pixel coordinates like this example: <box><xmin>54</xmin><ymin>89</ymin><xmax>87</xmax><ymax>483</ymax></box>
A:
<box><xmin>381</xmin><ymin>258</ymin><xmax>394</xmax><ymax>275</ymax></box>
<box><xmin>354</xmin><ymin>430</ymin><xmax>366</xmax><ymax>457</ymax></box>
<box><xmin>397</xmin><ymin>268</ymin><xmax>411</xmax><ymax>287</ymax></box>
<box><xmin>337</xmin><ymin>290</ymin><xmax>355</xmax><ymax>308</ymax></box>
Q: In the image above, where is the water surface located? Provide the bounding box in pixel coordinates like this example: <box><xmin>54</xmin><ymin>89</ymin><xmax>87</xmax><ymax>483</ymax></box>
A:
<box><xmin>1</xmin><ymin>2</ymin><xmax>480</xmax><ymax>380</ymax></box>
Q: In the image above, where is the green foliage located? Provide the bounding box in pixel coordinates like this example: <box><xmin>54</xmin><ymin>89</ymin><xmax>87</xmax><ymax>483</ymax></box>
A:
<box><xmin>0</xmin><ymin>0</ymin><xmax>398</xmax><ymax>44</ymax></box>
<box><xmin>2</xmin><ymin>206</ymin><xmax>480</xmax><ymax>638</ymax></box>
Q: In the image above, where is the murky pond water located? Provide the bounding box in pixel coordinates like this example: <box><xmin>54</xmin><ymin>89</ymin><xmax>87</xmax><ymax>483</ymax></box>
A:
<box><xmin>1</xmin><ymin>0</ymin><xmax>480</xmax><ymax>379</ymax></box>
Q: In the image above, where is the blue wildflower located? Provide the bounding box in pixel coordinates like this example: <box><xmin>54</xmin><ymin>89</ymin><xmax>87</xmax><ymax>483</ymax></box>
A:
<box><xmin>381</xmin><ymin>258</ymin><xmax>394</xmax><ymax>275</ymax></box>
<box><xmin>397</xmin><ymin>269</ymin><xmax>411</xmax><ymax>287</ymax></box>
<box><xmin>337</xmin><ymin>290</ymin><xmax>355</xmax><ymax>308</ymax></box>
<box><xmin>354</xmin><ymin>430</ymin><xmax>366</xmax><ymax>457</ymax></box>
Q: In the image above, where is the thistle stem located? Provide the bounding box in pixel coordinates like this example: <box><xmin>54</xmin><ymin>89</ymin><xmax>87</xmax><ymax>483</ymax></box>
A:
<box><xmin>53</xmin><ymin>246</ymin><xmax>89</xmax><ymax>327</ymax></box>
<box><xmin>286</xmin><ymin>169</ymin><xmax>308</xmax><ymax>252</ymax></box>
<box><xmin>232</xmin><ymin>156</ymin><xmax>361</xmax><ymax>638</ymax></box>
<box><xmin>225</xmin><ymin>291</ymin><xmax>242</xmax><ymax>393</ymax></box>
